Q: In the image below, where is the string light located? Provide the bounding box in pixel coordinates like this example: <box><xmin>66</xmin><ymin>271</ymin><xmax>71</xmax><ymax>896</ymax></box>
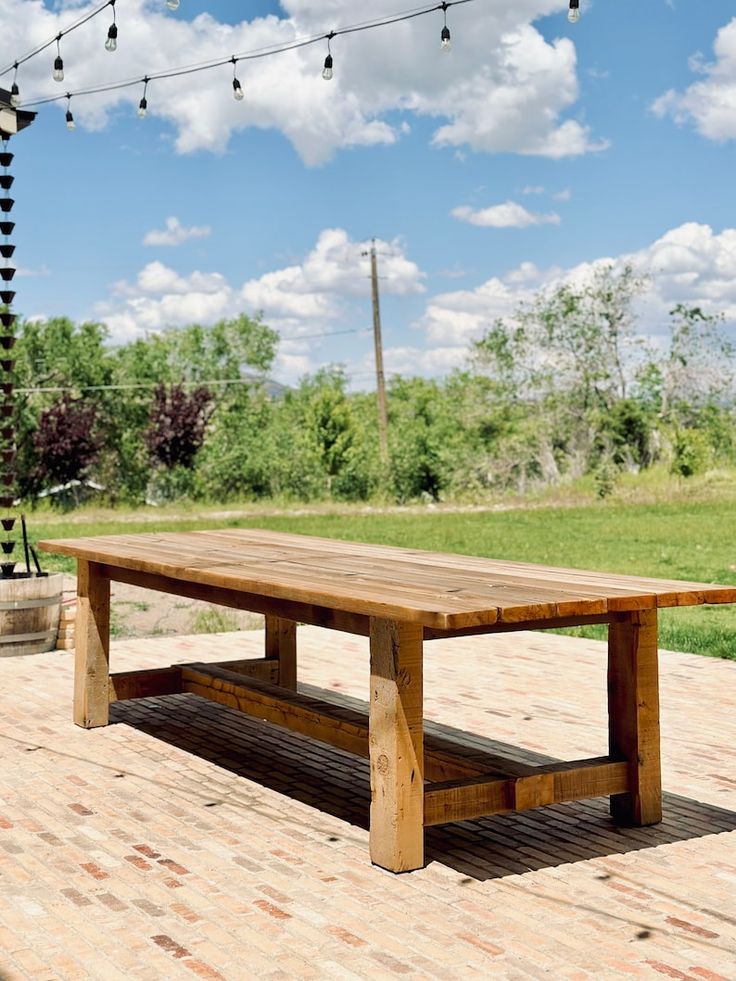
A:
<box><xmin>138</xmin><ymin>78</ymin><xmax>149</xmax><ymax>118</ymax></box>
<box><xmin>53</xmin><ymin>37</ymin><xmax>64</xmax><ymax>83</ymax></box>
<box><xmin>440</xmin><ymin>2</ymin><xmax>452</xmax><ymax>52</ymax></box>
<box><xmin>1</xmin><ymin>1</ymin><xmax>117</xmax><ymax>80</ymax></box>
<box><xmin>105</xmin><ymin>0</ymin><xmax>118</xmax><ymax>52</ymax></box>
<box><xmin>13</xmin><ymin>0</ymin><xmax>591</xmax><ymax>125</ymax></box>
<box><xmin>21</xmin><ymin>3</ymin><xmax>482</xmax><ymax>115</ymax></box>
<box><xmin>322</xmin><ymin>33</ymin><xmax>335</xmax><ymax>81</ymax></box>
<box><xmin>7</xmin><ymin>0</ymin><xmax>531</xmax><ymax>93</ymax></box>
<box><xmin>231</xmin><ymin>59</ymin><xmax>244</xmax><ymax>101</ymax></box>
<box><xmin>10</xmin><ymin>66</ymin><xmax>20</xmax><ymax>108</ymax></box>
<box><xmin>65</xmin><ymin>95</ymin><xmax>75</xmax><ymax>131</ymax></box>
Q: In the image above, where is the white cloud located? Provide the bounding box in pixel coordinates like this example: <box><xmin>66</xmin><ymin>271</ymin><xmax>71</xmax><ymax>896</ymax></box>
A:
<box><xmin>94</xmin><ymin>228</ymin><xmax>425</xmax><ymax>380</ymax></box>
<box><xmin>143</xmin><ymin>217</ymin><xmax>211</xmax><ymax>247</ymax></box>
<box><xmin>522</xmin><ymin>185</ymin><xmax>546</xmax><ymax>195</ymax></box>
<box><xmin>4</xmin><ymin>0</ymin><xmax>605</xmax><ymax>164</ymax></box>
<box><xmin>418</xmin><ymin>222</ymin><xmax>736</xmax><ymax>347</ymax></box>
<box><xmin>452</xmin><ymin>201</ymin><xmax>561</xmax><ymax>228</ymax></box>
<box><xmin>653</xmin><ymin>17</ymin><xmax>736</xmax><ymax>141</ymax></box>
<box><xmin>382</xmin><ymin>345</ymin><xmax>467</xmax><ymax>377</ymax></box>
<box><xmin>95</xmin><ymin>222</ymin><xmax>736</xmax><ymax>384</ymax></box>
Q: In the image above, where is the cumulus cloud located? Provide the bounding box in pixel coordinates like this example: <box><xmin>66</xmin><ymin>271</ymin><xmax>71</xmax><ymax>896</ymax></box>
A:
<box><xmin>143</xmin><ymin>217</ymin><xmax>212</xmax><ymax>247</ymax></box>
<box><xmin>4</xmin><ymin>0</ymin><xmax>605</xmax><ymax>164</ymax></box>
<box><xmin>418</xmin><ymin>222</ymin><xmax>736</xmax><ymax>346</ymax></box>
<box><xmin>383</xmin><ymin>345</ymin><xmax>467</xmax><ymax>376</ymax></box>
<box><xmin>452</xmin><ymin>201</ymin><xmax>561</xmax><ymax>228</ymax></box>
<box><xmin>95</xmin><ymin>223</ymin><xmax>736</xmax><ymax>383</ymax></box>
<box><xmin>94</xmin><ymin>228</ymin><xmax>425</xmax><ymax>379</ymax></box>
<box><xmin>653</xmin><ymin>17</ymin><xmax>736</xmax><ymax>141</ymax></box>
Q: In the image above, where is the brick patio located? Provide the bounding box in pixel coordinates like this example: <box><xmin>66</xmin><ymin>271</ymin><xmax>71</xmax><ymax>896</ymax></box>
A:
<box><xmin>1</xmin><ymin>625</ymin><xmax>735</xmax><ymax>980</ymax></box>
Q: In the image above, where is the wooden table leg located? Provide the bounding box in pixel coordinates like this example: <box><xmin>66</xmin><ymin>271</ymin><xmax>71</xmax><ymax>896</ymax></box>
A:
<box><xmin>265</xmin><ymin>616</ymin><xmax>297</xmax><ymax>691</ymax></box>
<box><xmin>368</xmin><ymin>618</ymin><xmax>424</xmax><ymax>873</ymax></box>
<box><xmin>608</xmin><ymin>608</ymin><xmax>662</xmax><ymax>825</ymax></box>
<box><xmin>74</xmin><ymin>560</ymin><xmax>111</xmax><ymax>729</ymax></box>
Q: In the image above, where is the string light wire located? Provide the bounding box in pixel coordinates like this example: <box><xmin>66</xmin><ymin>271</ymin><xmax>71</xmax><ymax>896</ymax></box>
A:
<box><xmin>18</xmin><ymin>0</ymin><xmax>479</xmax><ymax>111</ymax></box>
<box><xmin>0</xmin><ymin>0</ymin><xmax>117</xmax><ymax>78</ymax></box>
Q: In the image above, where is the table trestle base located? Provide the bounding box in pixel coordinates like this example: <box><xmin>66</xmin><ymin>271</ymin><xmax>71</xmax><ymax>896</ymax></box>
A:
<box><xmin>108</xmin><ymin>658</ymin><xmax>641</xmax><ymax>828</ymax></box>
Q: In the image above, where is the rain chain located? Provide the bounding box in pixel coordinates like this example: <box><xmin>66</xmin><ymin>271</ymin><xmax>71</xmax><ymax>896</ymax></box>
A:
<box><xmin>0</xmin><ymin>141</ymin><xmax>17</xmax><ymax>575</ymax></box>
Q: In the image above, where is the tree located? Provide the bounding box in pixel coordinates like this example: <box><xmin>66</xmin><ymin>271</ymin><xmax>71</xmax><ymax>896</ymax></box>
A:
<box><xmin>472</xmin><ymin>266</ymin><xmax>653</xmax><ymax>484</ymax></box>
<box><xmin>33</xmin><ymin>395</ymin><xmax>101</xmax><ymax>489</ymax></box>
<box><xmin>145</xmin><ymin>384</ymin><xmax>213</xmax><ymax>470</ymax></box>
<box><xmin>387</xmin><ymin>376</ymin><xmax>459</xmax><ymax>502</ymax></box>
<box><xmin>648</xmin><ymin>305</ymin><xmax>734</xmax><ymax>423</ymax></box>
<box><xmin>13</xmin><ymin>317</ymin><xmax>113</xmax><ymax>498</ymax></box>
<box><xmin>108</xmin><ymin>313</ymin><xmax>278</xmax><ymax>502</ymax></box>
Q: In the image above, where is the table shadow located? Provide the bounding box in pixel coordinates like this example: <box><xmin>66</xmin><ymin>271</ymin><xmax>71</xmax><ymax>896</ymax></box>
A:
<box><xmin>111</xmin><ymin>688</ymin><xmax>736</xmax><ymax>882</ymax></box>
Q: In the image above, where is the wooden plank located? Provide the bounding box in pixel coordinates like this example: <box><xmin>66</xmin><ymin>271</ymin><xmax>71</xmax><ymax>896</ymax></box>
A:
<box><xmin>608</xmin><ymin>610</ymin><xmax>662</xmax><ymax>826</ymax></box>
<box><xmin>40</xmin><ymin>530</ymin><xmax>736</xmax><ymax>630</ymax></box>
<box><xmin>194</xmin><ymin>529</ymin><xmax>736</xmax><ymax>606</ymax></box>
<box><xmin>181</xmin><ymin>663</ymin><xmax>369</xmax><ymax>758</ymax></box>
<box><xmin>109</xmin><ymin>667</ymin><xmax>182</xmax><ymax>703</ymax></box>
<box><xmin>424</xmin><ymin>775</ymin><xmax>512</xmax><ymax>826</ymax></box>
<box><xmin>424</xmin><ymin>759</ymin><xmax>629</xmax><ymax>826</ymax></box>
<box><xmin>179</xmin><ymin>662</ymin><xmax>491</xmax><ymax>783</ymax></box>
<box><xmin>368</xmin><ymin>618</ymin><xmax>424</xmax><ymax>873</ymax></box>
<box><xmin>265</xmin><ymin>616</ymin><xmax>297</xmax><ymax>690</ymax></box>
<box><xmin>96</xmin><ymin>563</ymin><xmax>371</xmax><ymax>637</ymax></box>
<box><xmin>210</xmin><ymin>658</ymin><xmax>280</xmax><ymax>683</ymax></box>
<box><xmin>425</xmin><ymin>612</ymin><xmax>616</xmax><ymax>640</ymax></box>
<box><xmin>74</xmin><ymin>561</ymin><xmax>110</xmax><ymax>729</ymax></box>
<box><xmin>544</xmin><ymin>758</ymin><xmax>629</xmax><ymax>801</ymax></box>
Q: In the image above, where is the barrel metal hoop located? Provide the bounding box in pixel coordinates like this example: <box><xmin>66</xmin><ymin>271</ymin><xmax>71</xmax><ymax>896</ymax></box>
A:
<box><xmin>0</xmin><ymin>629</ymin><xmax>57</xmax><ymax>644</ymax></box>
<box><xmin>0</xmin><ymin>594</ymin><xmax>62</xmax><ymax>611</ymax></box>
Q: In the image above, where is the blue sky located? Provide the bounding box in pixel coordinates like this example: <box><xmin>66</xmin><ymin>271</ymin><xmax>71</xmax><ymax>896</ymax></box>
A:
<box><xmin>3</xmin><ymin>0</ymin><xmax>736</xmax><ymax>386</ymax></box>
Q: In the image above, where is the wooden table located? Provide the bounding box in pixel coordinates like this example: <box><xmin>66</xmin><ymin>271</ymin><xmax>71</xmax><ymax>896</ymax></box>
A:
<box><xmin>40</xmin><ymin>529</ymin><xmax>736</xmax><ymax>874</ymax></box>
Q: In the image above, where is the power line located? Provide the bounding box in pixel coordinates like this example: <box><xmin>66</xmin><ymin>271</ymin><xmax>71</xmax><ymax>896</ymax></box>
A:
<box><xmin>282</xmin><ymin>327</ymin><xmax>371</xmax><ymax>342</ymax></box>
<box><xmin>16</xmin><ymin>377</ymin><xmax>266</xmax><ymax>395</ymax></box>
<box><xmin>14</xmin><ymin>325</ymin><xmax>372</xmax><ymax>395</ymax></box>
<box><xmin>15</xmin><ymin>0</ymin><xmax>483</xmax><ymax>111</ymax></box>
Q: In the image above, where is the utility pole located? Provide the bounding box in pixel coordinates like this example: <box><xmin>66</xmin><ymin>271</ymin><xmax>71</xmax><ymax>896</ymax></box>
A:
<box><xmin>364</xmin><ymin>238</ymin><xmax>390</xmax><ymax>470</ymax></box>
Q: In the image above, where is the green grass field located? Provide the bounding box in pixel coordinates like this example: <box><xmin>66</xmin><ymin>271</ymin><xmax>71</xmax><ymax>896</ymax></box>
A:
<box><xmin>29</xmin><ymin>498</ymin><xmax>736</xmax><ymax>660</ymax></box>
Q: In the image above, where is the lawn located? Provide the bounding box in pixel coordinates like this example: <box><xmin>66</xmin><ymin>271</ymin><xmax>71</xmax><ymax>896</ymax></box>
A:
<box><xmin>31</xmin><ymin>498</ymin><xmax>736</xmax><ymax>660</ymax></box>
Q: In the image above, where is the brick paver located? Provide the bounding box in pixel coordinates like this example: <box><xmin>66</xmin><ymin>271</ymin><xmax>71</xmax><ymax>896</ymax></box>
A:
<box><xmin>1</xmin><ymin>626</ymin><xmax>735</xmax><ymax>979</ymax></box>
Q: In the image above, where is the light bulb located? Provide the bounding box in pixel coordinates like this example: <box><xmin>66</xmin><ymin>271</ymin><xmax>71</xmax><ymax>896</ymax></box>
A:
<box><xmin>66</xmin><ymin>110</ymin><xmax>75</xmax><ymax>131</ymax></box>
<box><xmin>568</xmin><ymin>1</ymin><xmax>580</xmax><ymax>23</ymax></box>
<box><xmin>322</xmin><ymin>54</ymin><xmax>333</xmax><ymax>81</ymax></box>
<box><xmin>10</xmin><ymin>84</ymin><xmax>20</xmax><ymax>108</ymax></box>
<box><xmin>138</xmin><ymin>97</ymin><xmax>148</xmax><ymax>118</ymax></box>
<box><xmin>440</xmin><ymin>26</ymin><xmax>452</xmax><ymax>52</ymax></box>
<box><xmin>53</xmin><ymin>56</ymin><xmax>64</xmax><ymax>82</ymax></box>
<box><xmin>166</xmin><ymin>0</ymin><xmax>180</xmax><ymax>10</ymax></box>
<box><xmin>232</xmin><ymin>78</ymin><xmax>244</xmax><ymax>101</ymax></box>
<box><xmin>105</xmin><ymin>24</ymin><xmax>118</xmax><ymax>52</ymax></box>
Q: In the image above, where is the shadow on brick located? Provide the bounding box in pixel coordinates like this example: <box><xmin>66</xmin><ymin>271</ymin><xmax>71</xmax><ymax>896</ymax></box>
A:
<box><xmin>112</xmin><ymin>689</ymin><xmax>736</xmax><ymax>882</ymax></box>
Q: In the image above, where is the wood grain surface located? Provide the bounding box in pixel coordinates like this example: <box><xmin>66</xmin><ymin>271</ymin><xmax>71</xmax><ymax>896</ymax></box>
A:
<box><xmin>40</xmin><ymin>528</ymin><xmax>736</xmax><ymax>630</ymax></box>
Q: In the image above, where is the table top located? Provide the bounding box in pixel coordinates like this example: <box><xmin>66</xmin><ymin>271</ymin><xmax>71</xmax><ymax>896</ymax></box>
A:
<box><xmin>40</xmin><ymin>528</ymin><xmax>736</xmax><ymax>630</ymax></box>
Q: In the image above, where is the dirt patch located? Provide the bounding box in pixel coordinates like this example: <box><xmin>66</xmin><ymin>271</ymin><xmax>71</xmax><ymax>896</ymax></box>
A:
<box><xmin>62</xmin><ymin>575</ymin><xmax>263</xmax><ymax>640</ymax></box>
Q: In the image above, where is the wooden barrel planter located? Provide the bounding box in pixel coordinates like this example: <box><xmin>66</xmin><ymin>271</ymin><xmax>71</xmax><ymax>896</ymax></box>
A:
<box><xmin>0</xmin><ymin>573</ymin><xmax>63</xmax><ymax>656</ymax></box>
